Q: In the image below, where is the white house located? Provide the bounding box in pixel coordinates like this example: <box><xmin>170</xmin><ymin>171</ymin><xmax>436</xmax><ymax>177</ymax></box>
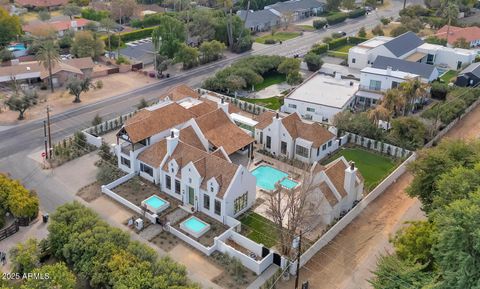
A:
<box><xmin>348</xmin><ymin>31</ymin><xmax>476</xmax><ymax>70</ymax></box>
<box><xmin>281</xmin><ymin>73</ymin><xmax>359</xmax><ymax>124</ymax></box>
<box><xmin>114</xmin><ymin>85</ymin><xmax>257</xmax><ymax>224</ymax></box>
<box><xmin>356</xmin><ymin>56</ymin><xmax>440</xmax><ymax>106</ymax></box>
<box><xmin>309</xmin><ymin>158</ymin><xmax>364</xmax><ymax>225</ymax></box>
<box><xmin>253</xmin><ymin>111</ymin><xmax>338</xmax><ymax>164</ymax></box>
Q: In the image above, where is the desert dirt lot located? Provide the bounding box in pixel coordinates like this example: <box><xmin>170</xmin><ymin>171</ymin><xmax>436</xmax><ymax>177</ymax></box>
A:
<box><xmin>278</xmin><ymin>104</ymin><xmax>480</xmax><ymax>289</ymax></box>
<box><xmin>0</xmin><ymin>71</ymin><xmax>158</xmax><ymax>125</ymax></box>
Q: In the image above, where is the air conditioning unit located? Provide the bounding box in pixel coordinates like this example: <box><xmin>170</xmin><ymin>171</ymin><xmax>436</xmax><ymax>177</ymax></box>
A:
<box><xmin>134</xmin><ymin>218</ymin><xmax>144</xmax><ymax>230</ymax></box>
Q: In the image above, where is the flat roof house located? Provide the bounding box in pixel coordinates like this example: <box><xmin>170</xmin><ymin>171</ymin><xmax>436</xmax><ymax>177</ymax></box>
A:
<box><xmin>253</xmin><ymin>111</ymin><xmax>337</xmax><ymax>164</ymax></box>
<box><xmin>281</xmin><ymin>73</ymin><xmax>359</xmax><ymax>123</ymax></box>
<box><xmin>455</xmin><ymin>62</ymin><xmax>480</xmax><ymax>87</ymax></box>
<box><xmin>348</xmin><ymin>31</ymin><xmax>476</xmax><ymax>71</ymax></box>
<box><xmin>435</xmin><ymin>25</ymin><xmax>480</xmax><ymax>48</ymax></box>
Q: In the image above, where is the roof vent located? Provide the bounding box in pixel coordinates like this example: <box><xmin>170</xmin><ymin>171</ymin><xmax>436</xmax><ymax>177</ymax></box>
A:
<box><xmin>170</xmin><ymin>130</ymin><xmax>174</xmax><ymax>138</ymax></box>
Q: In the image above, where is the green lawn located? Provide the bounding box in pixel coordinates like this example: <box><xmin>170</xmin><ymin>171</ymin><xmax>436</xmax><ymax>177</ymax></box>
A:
<box><xmin>240</xmin><ymin>212</ymin><xmax>278</xmax><ymax>248</ymax></box>
<box><xmin>333</xmin><ymin>45</ymin><xmax>354</xmax><ymax>53</ymax></box>
<box><xmin>440</xmin><ymin>70</ymin><xmax>457</xmax><ymax>83</ymax></box>
<box><xmin>253</xmin><ymin>72</ymin><xmax>286</xmax><ymax>91</ymax></box>
<box><xmin>296</xmin><ymin>25</ymin><xmax>315</xmax><ymax>31</ymax></box>
<box><xmin>240</xmin><ymin>96</ymin><xmax>284</xmax><ymax>110</ymax></box>
<box><xmin>255</xmin><ymin>32</ymin><xmax>302</xmax><ymax>44</ymax></box>
<box><xmin>321</xmin><ymin>147</ymin><xmax>397</xmax><ymax>190</ymax></box>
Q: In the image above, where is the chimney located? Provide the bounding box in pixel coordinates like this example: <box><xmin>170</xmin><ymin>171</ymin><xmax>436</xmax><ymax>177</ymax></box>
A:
<box><xmin>344</xmin><ymin>161</ymin><xmax>358</xmax><ymax>198</ymax></box>
<box><xmin>386</xmin><ymin>66</ymin><xmax>392</xmax><ymax>75</ymax></box>
<box><xmin>167</xmin><ymin>128</ymin><xmax>179</xmax><ymax>156</ymax></box>
<box><xmin>218</xmin><ymin>97</ymin><xmax>229</xmax><ymax>114</ymax></box>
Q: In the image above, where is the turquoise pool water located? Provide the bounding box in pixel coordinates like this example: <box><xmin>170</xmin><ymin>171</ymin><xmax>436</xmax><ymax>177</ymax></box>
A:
<box><xmin>8</xmin><ymin>44</ymin><xmax>26</xmax><ymax>51</ymax></box>
<box><xmin>145</xmin><ymin>195</ymin><xmax>166</xmax><ymax>209</ymax></box>
<box><xmin>183</xmin><ymin>217</ymin><xmax>208</xmax><ymax>233</ymax></box>
<box><xmin>251</xmin><ymin>165</ymin><xmax>299</xmax><ymax>191</ymax></box>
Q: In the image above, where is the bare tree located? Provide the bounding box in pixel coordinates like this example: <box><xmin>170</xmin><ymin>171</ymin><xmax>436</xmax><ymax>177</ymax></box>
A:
<box><xmin>266</xmin><ymin>167</ymin><xmax>323</xmax><ymax>257</ymax></box>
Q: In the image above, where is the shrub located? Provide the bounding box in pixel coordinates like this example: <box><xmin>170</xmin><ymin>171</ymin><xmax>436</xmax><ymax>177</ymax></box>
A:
<box><xmin>348</xmin><ymin>8</ymin><xmax>366</xmax><ymax>18</ymax></box>
<box><xmin>96</xmin><ymin>163</ymin><xmax>123</xmax><ymax>185</ymax></box>
<box><xmin>326</xmin><ymin>13</ymin><xmax>347</xmax><ymax>25</ymax></box>
<box><xmin>116</xmin><ymin>55</ymin><xmax>130</xmax><ymax>65</ymax></box>
<box><xmin>0</xmin><ymin>174</ymin><xmax>39</xmax><ymax>219</ymax></box>
<box><xmin>81</xmin><ymin>8</ymin><xmax>110</xmax><ymax>21</ymax></box>
<box><xmin>430</xmin><ymin>82</ymin><xmax>448</xmax><ymax>100</ymax></box>
<box><xmin>372</xmin><ymin>24</ymin><xmax>384</xmax><ymax>36</ymax></box>
<box><xmin>310</xmin><ymin>43</ymin><xmax>328</xmax><ymax>54</ymax></box>
<box><xmin>92</xmin><ymin>114</ymin><xmax>102</xmax><ymax>126</ymax></box>
<box><xmin>101</xmin><ymin>27</ymin><xmax>155</xmax><ymax>48</ymax></box>
<box><xmin>358</xmin><ymin>27</ymin><xmax>366</xmax><ymax>37</ymax></box>
<box><xmin>264</xmin><ymin>39</ymin><xmax>276</xmax><ymax>44</ymax></box>
<box><xmin>425</xmin><ymin>36</ymin><xmax>447</xmax><ymax>46</ymax></box>
<box><xmin>328</xmin><ymin>37</ymin><xmax>348</xmax><ymax>50</ymax></box>
<box><xmin>380</xmin><ymin>17</ymin><xmax>391</xmax><ymax>25</ymax></box>
<box><xmin>348</xmin><ymin>36</ymin><xmax>369</xmax><ymax>45</ymax></box>
<box><xmin>304</xmin><ymin>52</ymin><xmax>323</xmax><ymax>71</ymax></box>
<box><xmin>313</xmin><ymin>19</ymin><xmax>327</xmax><ymax>29</ymax></box>
<box><xmin>390</xmin><ymin>25</ymin><xmax>409</xmax><ymax>37</ymax></box>
<box><xmin>95</xmin><ymin>80</ymin><xmax>103</xmax><ymax>89</ymax></box>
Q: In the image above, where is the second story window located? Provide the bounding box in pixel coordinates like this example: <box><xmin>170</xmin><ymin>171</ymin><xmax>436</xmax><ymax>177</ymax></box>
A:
<box><xmin>369</xmin><ymin>80</ymin><xmax>381</xmax><ymax>91</ymax></box>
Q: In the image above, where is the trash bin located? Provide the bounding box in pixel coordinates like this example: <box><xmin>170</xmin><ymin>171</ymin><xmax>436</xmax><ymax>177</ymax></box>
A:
<box><xmin>42</xmin><ymin>213</ymin><xmax>49</xmax><ymax>223</ymax></box>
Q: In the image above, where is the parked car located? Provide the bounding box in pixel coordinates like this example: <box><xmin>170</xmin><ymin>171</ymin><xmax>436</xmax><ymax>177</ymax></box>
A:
<box><xmin>337</xmin><ymin>31</ymin><xmax>347</xmax><ymax>36</ymax></box>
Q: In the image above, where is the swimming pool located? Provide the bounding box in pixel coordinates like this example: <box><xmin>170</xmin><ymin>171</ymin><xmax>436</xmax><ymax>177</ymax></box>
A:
<box><xmin>180</xmin><ymin>216</ymin><xmax>210</xmax><ymax>238</ymax></box>
<box><xmin>251</xmin><ymin>165</ymin><xmax>299</xmax><ymax>191</ymax></box>
<box><xmin>141</xmin><ymin>195</ymin><xmax>169</xmax><ymax>214</ymax></box>
<box><xmin>8</xmin><ymin>44</ymin><xmax>27</xmax><ymax>51</ymax></box>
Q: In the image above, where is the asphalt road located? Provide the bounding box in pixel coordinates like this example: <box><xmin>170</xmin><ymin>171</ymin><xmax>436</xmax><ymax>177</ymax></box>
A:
<box><xmin>0</xmin><ymin>0</ymin><xmax>423</xmax><ymax>215</ymax></box>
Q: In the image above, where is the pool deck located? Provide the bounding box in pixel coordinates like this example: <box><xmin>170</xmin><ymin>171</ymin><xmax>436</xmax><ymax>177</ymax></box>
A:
<box><xmin>172</xmin><ymin>211</ymin><xmax>229</xmax><ymax>247</ymax></box>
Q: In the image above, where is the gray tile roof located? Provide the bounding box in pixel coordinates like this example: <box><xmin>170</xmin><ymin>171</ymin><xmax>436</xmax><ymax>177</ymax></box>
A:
<box><xmin>266</xmin><ymin>0</ymin><xmax>326</xmax><ymax>13</ymax></box>
<box><xmin>460</xmin><ymin>62</ymin><xmax>480</xmax><ymax>78</ymax></box>
<box><xmin>237</xmin><ymin>9</ymin><xmax>280</xmax><ymax>28</ymax></box>
<box><xmin>119</xmin><ymin>42</ymin><xmax>154</xmax><ymax>65</ymax></box>
<box><xmin>383</xmin><ymin>31</ymin><xmax>424</xmax><ymax>57</ymax></box>
<box><xmin>372</xmin><ymin>56</ymin><xmax>436</xmax><ymax>79</ymax></box>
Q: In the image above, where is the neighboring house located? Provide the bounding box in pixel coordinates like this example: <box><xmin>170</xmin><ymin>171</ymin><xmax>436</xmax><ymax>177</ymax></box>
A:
<box><xmin>253</xmin><ymin>111</ymin><xmax>338</xmax><ymax>164</ymax></box>
<box><xmin>23</xmin><ymin>19</ymin><xmax>90</xmax><ymax>37</ymax></box>
<box><xmin>348</xmin><ymin>31</ymin><xmax>476</xmax><ymax>70</ymax></box>
<box><xmin>114</xmin><ymin>86</ymin><xmax>257</xmax><ymax>224</ymax></box>
<box><xmin>309</xmin><ymin>158</ymin><xmax>364</xmax><ymax>225</ymax></box>
<box><xmin>265</xmin><ymin>0</ymin><xmax>326</xmax><ymax>23</ymax></box>
<box><xmin>455</xmin><ymin>62</ymin><xmax>480</xmax><ymax>87</ymax></box>
<box><xmin>356</xmin><ymin>56</ymin><xmax>439</xmax><ymax>106</ymax></box>
<box><xmin>0</xmin><ymin>57</ymin><xmax>94</xmax><ymax>86</ymax></box>
<box><xmin>281</xmin><ymin>73</ymin><xmax>359</xmax><ymax>123</ymax></box>
<box><xmin>435</xmin><ymin>25</ymin><xmax>480</xmax><ymax>48</ymax></box>
<box><xmin>237</xmin><ymin>9</ymin><xmax>281</xmax><ymax>32</ymax></box>
<box><xmin>14</xmin><ymin>0</ymin><xmax>68</xmax><ymax>9</ymax></box>
<box><xmin>120</xmin><ymin>42</ymin><xmax>154</xmax><ymax>65</ymax></box>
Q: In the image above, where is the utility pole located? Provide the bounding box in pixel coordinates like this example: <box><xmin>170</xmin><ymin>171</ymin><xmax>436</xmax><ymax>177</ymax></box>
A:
<box><xmin>46</xmin><ymin>106</ymin><xmax>52</xmax><ymax>159</ymax></box>
<box><xmin>43</xmin><ymin>121</ymin><xmax>48</xmax><ymax>160</ymax></box>
<box><xmin>294</xmin><ymin>230</ymin><xmax>302</xmax><ymax>289</ymax></box>
<box><xmin>403</xmin><ymin>0</ymin><xmax>406</xmax><ymax>9</ymax></box>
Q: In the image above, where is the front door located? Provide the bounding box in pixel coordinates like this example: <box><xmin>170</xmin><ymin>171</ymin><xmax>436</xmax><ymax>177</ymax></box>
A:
<box><xmin>188</xmin><ymin>186</ymin><xmax>195</xmax><ymax>206</ymax></box>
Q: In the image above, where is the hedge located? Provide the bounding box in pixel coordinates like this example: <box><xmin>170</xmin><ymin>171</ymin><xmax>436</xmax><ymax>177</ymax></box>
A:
<box><xmin>313</xmin><ymin>19</ymin><xmax>327</xmax><ymax>29</ymax></box>
<box><xmin>348</xmin><ymin>8</ymin><xmax>366</xmax><ymax>18</ymax></box>
<box><xmin>81</xmin><ymin>8</ymin><xmax>110</xmax><ymax>21</ymax></box>
<box><xmin>326</xmin><ymin>13</ymin><xmax>347</xmax><ymax>25</ymax></box>
<box><xmin>310</xmin><ymin>43</ymin><xmax>328</xmax><ymax>54</ymax></box>
<box><xmin>347</xmin><ymin>36</ymin><xmax>369</xmax><ymax>45</ymax></box>
<box><xmin>102</xmin><ymin>27</ymin><xmax>155</xmax><ymax>48</ymax></box>
<box><xmin>328</xmin><ymin>37</ymin><xmax>348</xmax><ymax>50</ymax></box>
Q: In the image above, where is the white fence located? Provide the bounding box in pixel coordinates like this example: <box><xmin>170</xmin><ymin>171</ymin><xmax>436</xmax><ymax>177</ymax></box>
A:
<box><xmin>291</xmin><ymin>152</ymin><xmax>417</xmax><ymax>273</ymax></box>
<box><xmin>198</xmin><ymin>88</ymin><xmax>272</xmax><ymax>116</ymax></box>
<box><xmin>101</xmin><ymin>173</ymin><xmax>158</xmax><ymax>224</ymax></box>
<box><xmin>82</xmin><ymin>111</ymin><xmax>138</xmax><ymax>148</ymax></box>
<box><xmin>166</xmin><ymin>224</ymin><xmax>217</xmax><ymax>255</ymax></box>
<box><xmin>345</xmin><ymin>133</ymin><xmax>412</xmax><ymax>158</ymax></box>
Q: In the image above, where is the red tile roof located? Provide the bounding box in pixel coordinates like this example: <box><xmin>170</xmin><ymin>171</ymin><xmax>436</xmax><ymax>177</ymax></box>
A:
<box><xmin>435</xmin><ymin>25</ymin><xmax>480</xmax><ymax>45</ymax></box>
<box><xmin>23</xmin><ymin>19</ymin><xmax>90</xmax><ymax>34</ymax></box>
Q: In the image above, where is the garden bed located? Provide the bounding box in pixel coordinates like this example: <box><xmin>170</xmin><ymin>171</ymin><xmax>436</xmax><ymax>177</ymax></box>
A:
<box><xmin>210</xmin><ymin>252</ymin><xmax>257</xmax><ymax>289</ymax></box>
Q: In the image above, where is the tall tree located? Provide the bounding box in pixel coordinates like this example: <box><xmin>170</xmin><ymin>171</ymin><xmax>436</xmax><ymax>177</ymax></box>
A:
<box><xmin>0</xmin><ymin>7</ymin><xmax>21</xmax><ymax>49</ymax></box>
<box><xmin>66</xmin><ymin>77</ymin><xmax>92</xmax><ymax>103</ymax></box>
<box><xmin>100</xmin><ymin>18</ymin><xmax>116</xmax><ymax>51</ymax></box>
<box><xmin>5</xmin><ymin>89</ymin><xmax>38</xmax><ymax>120</ymax></box>
<box><xmin>35</xmin><ymin>37</ymin><xmax>60</xmax><ymax>93</ymax></box>
<box><xmin>9</xmin><ymin>239</ymin><xmax>41</xmax><ymax>274</ymax></box>
<box><xmin>152</xmin><ymin>15</ymin><xmax>186</xmax><ymax>58</ymax></box>
<box><xmin>71</xmin><ymin>31</ymin><xmax>104</xmax><ymax>59</ymax></box>
<box><xmin>63</xmin><ymin>4</ymin><xmax>81</xmax><ymax>20</ymax></box>
<box><xmin>22</xmin><ymin>262</ymin><xmax>76</xmax><ymax>289</ymax></box>
<box><xmin>174</xmin><ymin>44</ymin><xmax>199</xmax><ymax>69</ymax></box>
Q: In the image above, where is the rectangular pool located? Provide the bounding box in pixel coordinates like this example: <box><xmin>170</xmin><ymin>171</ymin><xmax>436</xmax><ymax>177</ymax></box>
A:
<box><xmin>251</xmin><ymin>165</ymin><xmax>299</xmax><ymax>191</ymax></box>
<box><xmin>180</xmin><ymin>216</ymin><xmax>210</xmax><ymax>238</ymax></box>
<box><xmin>141</xmin><ymin>195</ymin><xmax>170</xmax><ymax>214</ymax></box>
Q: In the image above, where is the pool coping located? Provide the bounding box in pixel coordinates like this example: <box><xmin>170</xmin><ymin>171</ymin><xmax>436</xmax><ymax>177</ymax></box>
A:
<box><xmin>251</xmin><ymin>163</ymin><xmax>300</xmax><ymax>191</ymax></box>
<box><xmin>179</xmin><ymin>216</ymin><xmax>211</xmax><ymax>239</ymax></box>
<box><xmin>141</xmin><ymin>195</ymin><xmax>170</xmax><ymax>214</ymax></box>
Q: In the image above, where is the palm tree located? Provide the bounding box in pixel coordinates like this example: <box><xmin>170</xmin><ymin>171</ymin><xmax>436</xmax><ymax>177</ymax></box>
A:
<box><xmin>398</xmin><ymin>77</ymin><xmax>420</xmax><ymax>115</ymax></box>
<box><xmin>100</xmin><ymin>18</ymin><xmax>116</xmax><ymax>52</ymax></box>
<box><xmin>442</xmin><ymin>1</ymin><xmax>459</xmax><ymax>44</ymax></box>
<box><xmin>382</xmin><ymin>88</ymin><xmax>405</xmax><ymax>117</ymax></box>
<box><xmin>367</xmin><ymin>105</ymin><xmax>390</xmax><ymax>127</ymax></box>
<box><xmin>36</xmin><ymin>37</ymin><xmax>60</xmax><ymax>93</ymax></box>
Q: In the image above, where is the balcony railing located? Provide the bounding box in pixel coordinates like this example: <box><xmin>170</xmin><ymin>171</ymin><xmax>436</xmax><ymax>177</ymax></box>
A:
<box><xmin>358</xmin><ymin>85</ymin><xmax>384</xmax><ymax>92</ymax></box>
<box><xmin>120</xmin><ymin>142</ymin><xmax>145</xmax><ymax>155</ymax></box>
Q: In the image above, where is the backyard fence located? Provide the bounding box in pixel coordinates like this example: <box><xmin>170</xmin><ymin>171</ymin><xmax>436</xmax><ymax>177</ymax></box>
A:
<box><xmin>0</xmin><ymin>220</ymin><xmax>19</xmax><ymax>241</ymax></box>
<box><xmin>288</xmin><ymin>152</ymin><xmax>416</xmax><ymax>274</ymax></box>
<box><xmin>344</xmin><ymin>133</ymin><xmax>412</xmax><ymax>158</ymax></box>
<box><xmin>198</xmin><ymin>89</ymin><xmax>272</xmax><ymax>116</ymax></box>
<box><xmin>101</xmin><ymin>173</ymin><xmax>158</xmax><ymax>224</ymax></box>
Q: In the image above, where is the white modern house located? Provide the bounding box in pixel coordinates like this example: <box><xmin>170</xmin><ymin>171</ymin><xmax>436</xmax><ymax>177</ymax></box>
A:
<box><xmin>348</xmin><ymin>31</ymin><xmax>476</xmax><ymax>70</ymax></box>
<box><xmin>356</xmin><ymin>56</ymin><xmax>440</xmax><ymax>106</ymax></box>
<box><xmin>309</xmin><ymin>158</ymin><xmax>364</xmax><ymax>225</ymax></box>
<box><xmin>254</xmin><ymin>111</ymin><xmax>338</xmax><ymax>164</ymax></box>
<box><xmin>281</xmin><ymin>73</ymin><xmax>359</xmax><ymax>124</ymax></box>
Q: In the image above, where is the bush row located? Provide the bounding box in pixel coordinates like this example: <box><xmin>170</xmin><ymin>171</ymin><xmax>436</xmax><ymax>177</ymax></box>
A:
<box><xmin>326</xmin><ymin>13</ymin><xmax>347</xmax><ymax>25</ymax></box>
<box><xmin>0</xmin><ymin>174</ymin><xmax>39</xmax><ymax>221</ymax></box>
<box><xmin>348</xmin><ymin>8</ymin><xmax>366</xmax><ymax>18</ymax></box>
<box><xmin>101</xmin><ymin>27</ymin><xmax>155</xmax><ymax>48</ymax></box>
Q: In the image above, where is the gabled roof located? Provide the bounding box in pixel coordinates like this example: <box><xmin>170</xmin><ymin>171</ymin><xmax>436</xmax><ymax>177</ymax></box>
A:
<box><xmin>196</xmin><ymin>108</ymin><xmax>254</xmax><ymax>155</ymax></box>
<box><xmin>179</xmin><ymin>126</ymin><xmax>206</xmax><ymax>151</ymax></box>
<box><xmin>63</xmin><ymin>57</ymin><xmax>95</xmax><ymax>70</ymax></box>
<box><xmin>281</xmin><ymin>113</ymin><xmax>335</xmax><ymax>147</ymax></box>
<box><xmin>161</xmin><ymin>84</ymin><xmax>200</xmax><ymax>102</ymax></box>
<box><xmin>254</xmin><ymin>111</ymin><xmax>276</xmax><ymax>130</ymax></box>
<box><xmin>23</xmin><ymin>19</ymin><xmax>90</xmax><ymax>33</ymax></box>
<box><xmin>40</xmin><ymin>62</ymin><xmax>83</xmax><ymax>80</ymax></box>
<box><xmin>319</xmin><ymin>181</ymin><xmax>339</xmax><ymax>206</ymax></box>
<box><xmin>187</xmin><ymin>101</ymin><xmax>217</xmax><ymax>117</ymax></box>
<box><xmin>123</xmin><ymin>103</ymin><xmax>195</xmax><ymax>143</ymax></box>
<box><xmin>324</xmin><ymin>158</ymin><xmax>349</xmax><ymax>198</ymax></box>
<box><xmin>237</xmin><ymin>9</ymin><xmax>280</xmax><ymax>28</ymax></box>
<box><xmin>372</xmin><ymin>56</ymin><xmax>436</xmax><ymax>79</ymax></box>
<box><xmin>137</xmin><ymin>139</ymin><xmax>167</xmax><ymax>167</ymax></box>
<box><xmin>383</xmin><ymin>31</ymin><xmax>424</xmax><ymax>57</ymax></box>
<box><xmin>459</xmin><ymin>62</ymin><xmax>480</xmax><ymax>78</ymax></box>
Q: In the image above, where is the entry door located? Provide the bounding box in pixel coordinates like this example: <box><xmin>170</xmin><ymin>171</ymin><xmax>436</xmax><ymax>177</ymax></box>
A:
<box><xmin>188</xmin><ymin>187</ymin><xmax>195</xmax><ymax>206</ymax></box>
